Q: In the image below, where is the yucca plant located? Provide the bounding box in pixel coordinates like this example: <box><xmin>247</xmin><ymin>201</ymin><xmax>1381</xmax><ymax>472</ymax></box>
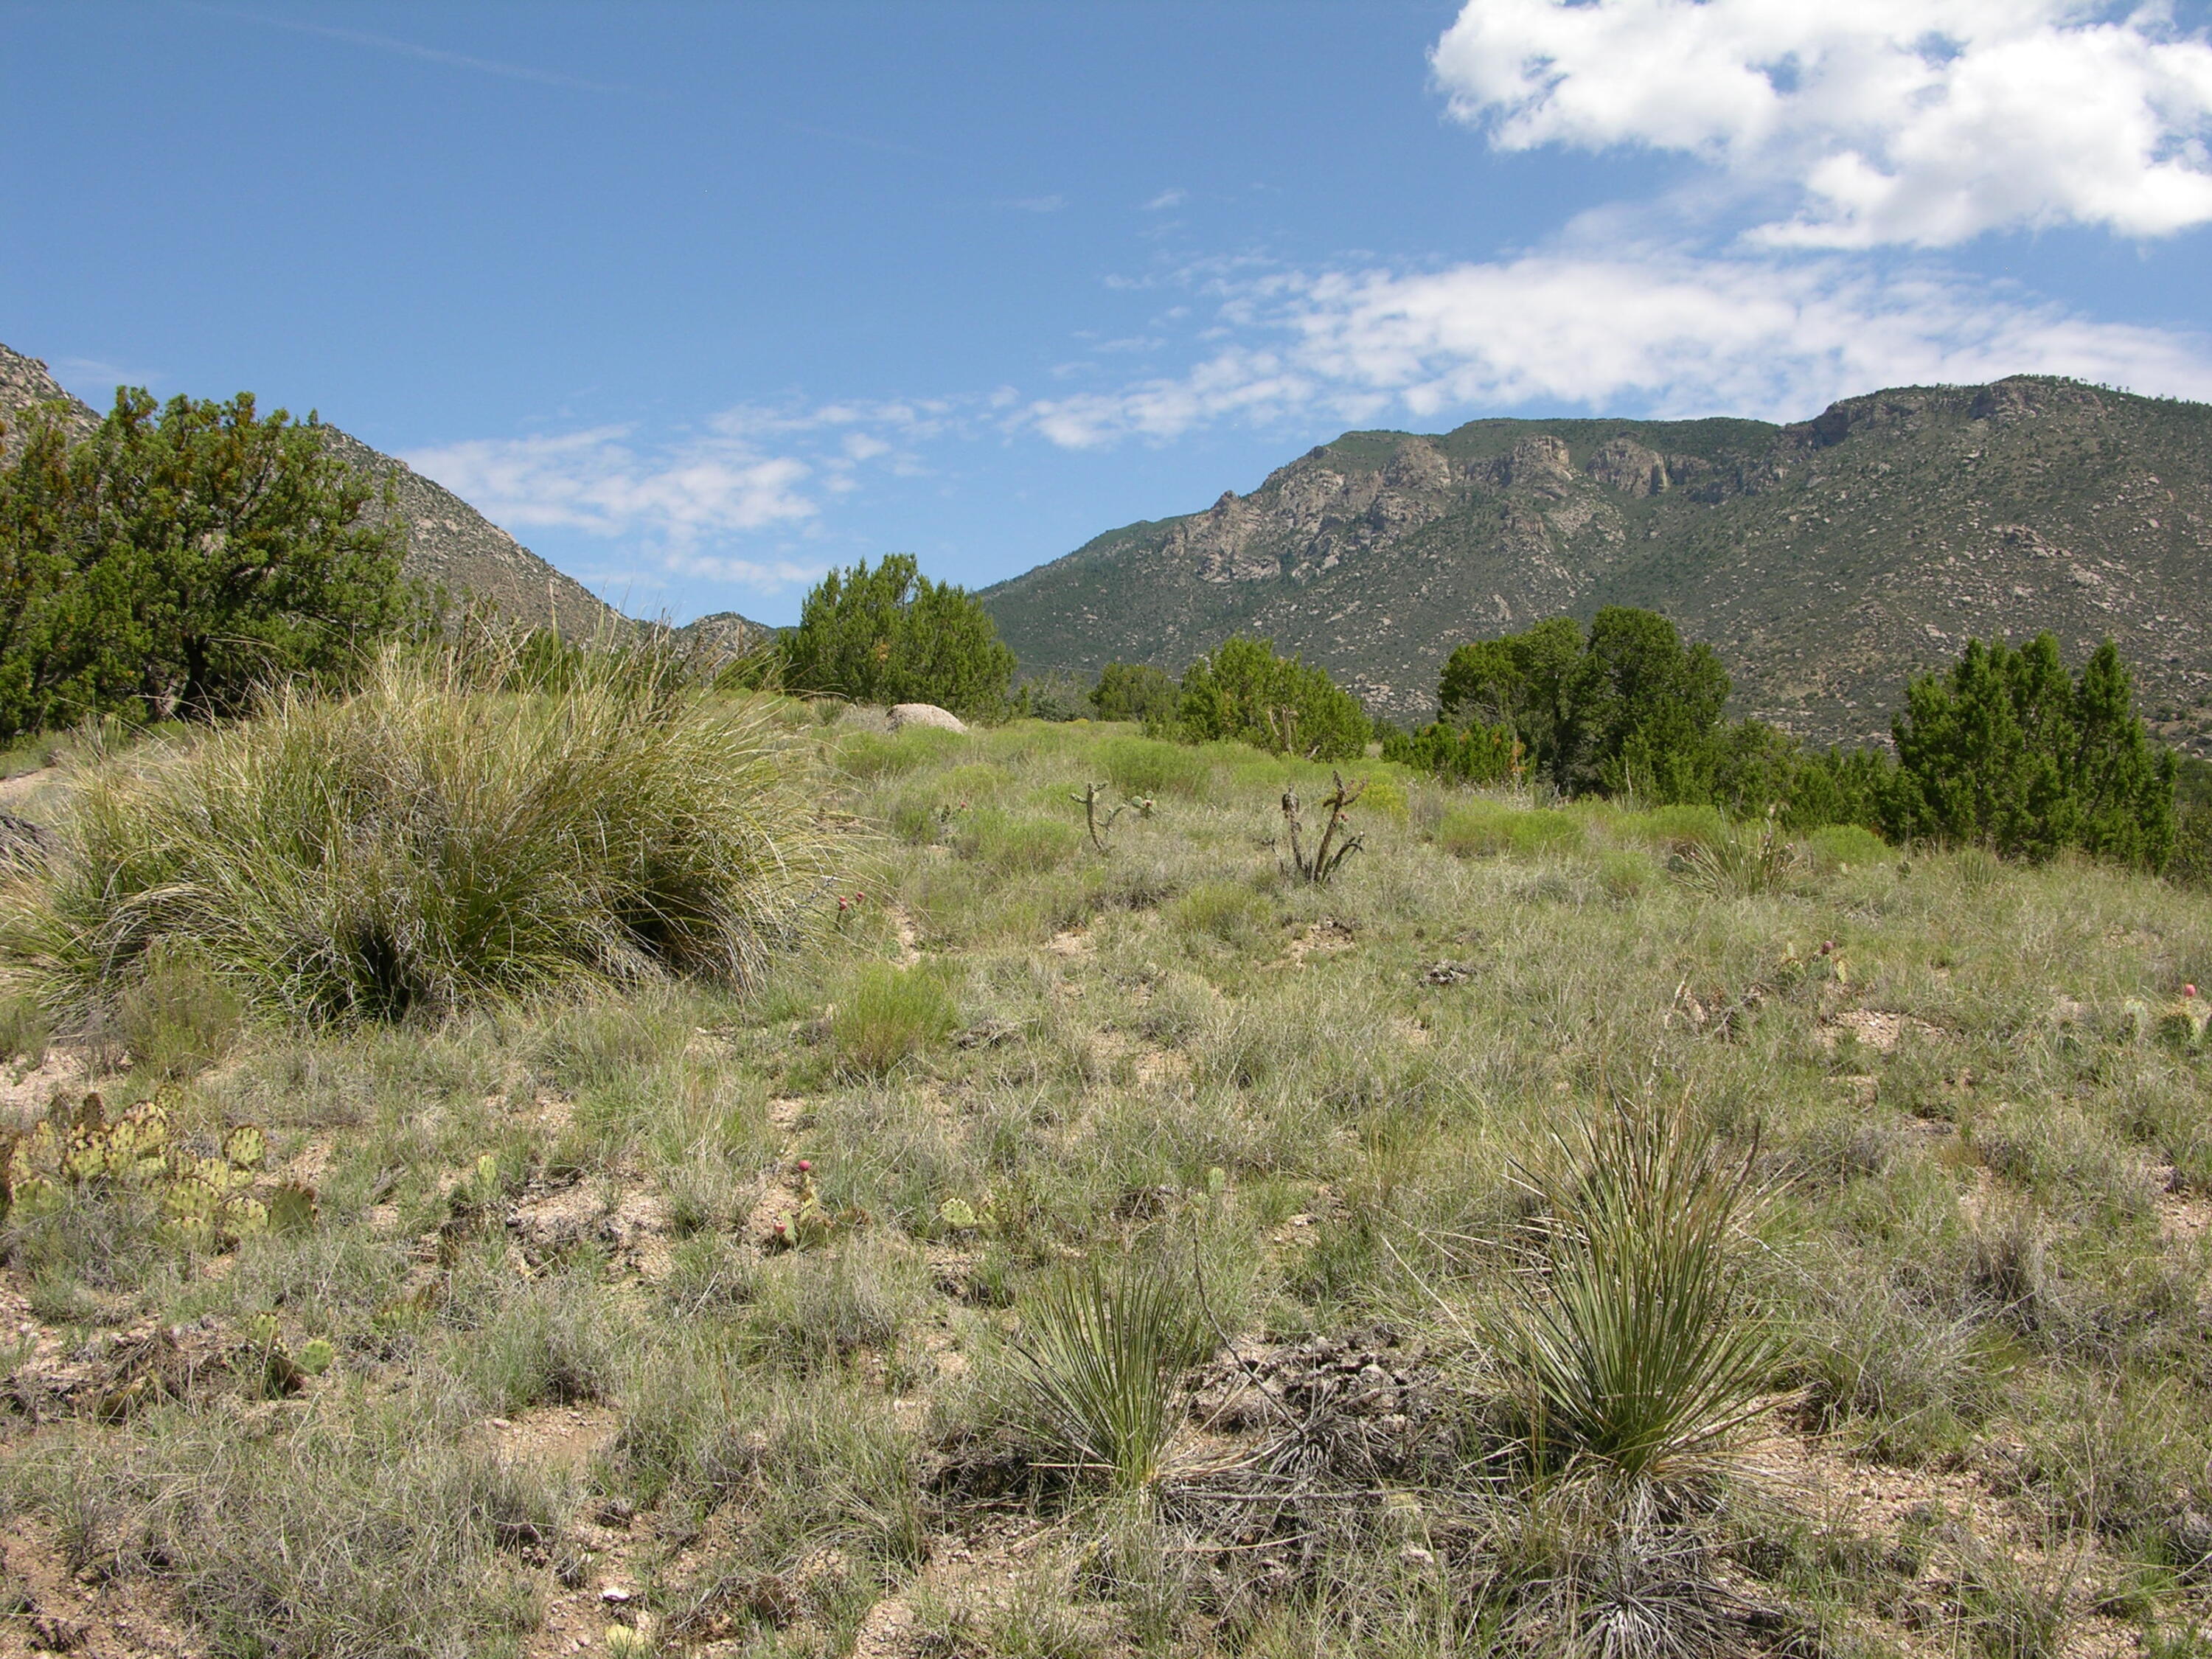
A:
<box><xmin>0</xmin><ymin>641</ymin><xmax>850</xmax><ymax>1020</ymax></box>
<box><xmin>1010</xmin><ymin>1259</ymin><xmax>1210</xmax><ymax>1496</ymax></box>
<box><xmin>1501</xmin><ymin>1104</ymin><xmax>1783</xmax><ymax>1489</ymax></box>
<box><xmin>1673</xmin><ymin>808</ymin><xmax>1801</xmax><ymax>899</ymax></box>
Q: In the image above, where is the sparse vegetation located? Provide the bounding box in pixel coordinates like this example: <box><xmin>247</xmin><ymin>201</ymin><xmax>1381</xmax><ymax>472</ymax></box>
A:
<box><xmin>0</xmin><ymin>702</ymin><xmax>2206</xmax><ymax>1657</ymax></box>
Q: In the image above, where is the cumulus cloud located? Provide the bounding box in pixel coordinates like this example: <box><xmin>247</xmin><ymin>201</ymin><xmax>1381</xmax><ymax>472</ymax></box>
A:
<box><xmin>404</xmin><ymin>428</ymin><xmax>817</xmax><ymax>541</ymax></box>
<box><xmin>1020</xmin><ymin>251</ymin><xmax>2212</xmax><ymax>445</ymax></box>
<box><xmin>1431</xmin><ymin>0</ymin><xmax>2212</xmax><ymax>246</ymax></box>
<box><xmin>401</xmin><ymin>398</ymin><xmax>947</xmax><ymax>596</ymax></box>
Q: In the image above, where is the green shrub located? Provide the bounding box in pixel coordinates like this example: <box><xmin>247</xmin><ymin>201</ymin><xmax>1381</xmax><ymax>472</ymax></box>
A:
<box><xmin>835</xmin><ymin>725</ymin><xmax>968</xmax><ymax>779</ymax></box>
<box><xmin>2169</xmin><ymin>807</ymin><xmax>2212</xmax><ymax>889</ymax></box>
<box><xmin>833</xmin><ymin>964</ymin><xmax>958</xmax><ymax>1076</ymax></box>
<box><xmin>1171</xmin><ymin>636</ymin><xmax>1370</xmax><ymax>761</ymax></box>
<box><xmin>1090</xmin><ymin>662</ymin><xmax>1180</xmax><ymax>726</ymax></box>
<box><xmin>1168</xmin><ymin>883</ymin><xmax>1270</xmax><ymax>950</ymax></box>
<box><xmin>0</xmin><ymin>647</ymin><xmax>845</xmax><ymax>1021</ymax></box>
<box><xmin>1806</xmin><ymin>821</ymin><xmax>1891</xmax><ymax>871</ymax></box>
<box><xmin>1098</xmin><ymin>736</ymin><xmax>1211</xmax><ymax>800</ymax></box>
<box><xmin>779</xmin><ymin>554</ymin><xmax>1017</xmax><ymax>720</ymax></box>
<box><xmin>116</xmin><ymin>950</ymin><xmax>244</xmax><ymax>1079</ymax></box>
<box><xmin>1620</xmin><ymin>804</ymin><xmax>1727</xmax><ymax>851</ymax></box>
<box><xmin>1436</xmin><ymin>801</ymin><xmax>1583</xmax><ymax>858</ymax></box>
<box><xmin>0</xmin><ymin>387</ymin><xmax>411</xmax><ymax>735</ymax></box>
<box><xmin>955</xmin><ymin>809</ymin><xmax>1080</xmax><ymax>875</ymax></box>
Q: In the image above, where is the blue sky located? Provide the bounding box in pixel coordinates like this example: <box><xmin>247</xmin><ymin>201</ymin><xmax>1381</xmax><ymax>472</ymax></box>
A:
<box><xmin>6</xmin><ymin>1</ymin><xmax>2212</xmax><ymax>626</ymax></box>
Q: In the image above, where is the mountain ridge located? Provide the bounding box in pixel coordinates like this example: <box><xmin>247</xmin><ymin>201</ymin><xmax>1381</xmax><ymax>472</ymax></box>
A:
<box><xmin>981</xmin><ymin>376</ymin><xmax>2212</xmax><ymax>754</ymax></box>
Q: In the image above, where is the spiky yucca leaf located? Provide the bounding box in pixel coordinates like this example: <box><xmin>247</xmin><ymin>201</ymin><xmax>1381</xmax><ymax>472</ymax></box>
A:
<box><xmin>1505</xmin><ymin>1105</ymin><xmax>1782</xmax><ymax>1486</ymax></box>
<box><xmin>1011</xmin><ymin>1260</ymin><xmax>1208</xmax><ymax>1495</ymax></box>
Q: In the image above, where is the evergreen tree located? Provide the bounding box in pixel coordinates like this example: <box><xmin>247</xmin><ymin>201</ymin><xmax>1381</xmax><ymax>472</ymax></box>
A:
<box><xmin>1089</xmin><ymin>661</ymin><xmax>1178</xmax><ymax>725</ymax></box>
<box><xmin>1560</xmin><ymin>608</ymin><xmax>1731</xmax><ymax>801</ymax></box>
<box><xmin>1174</xmin><ymin>635</ymin><xmax>1369</xmax><ymax>760</ymax></box>
<box><xmin>0</xmin><ymin>389</ymin><xmax>408</xmax><ymax>732</ymax></box>
<box><xmin>1886</xmin><ymin>633</ymin><xmax>2174</xmax><ymax>868</ymax></box>
<box><xmin>779</xmin><ymin>554</ymin><xmax>1016</xmax><ymax>719</ymax></box>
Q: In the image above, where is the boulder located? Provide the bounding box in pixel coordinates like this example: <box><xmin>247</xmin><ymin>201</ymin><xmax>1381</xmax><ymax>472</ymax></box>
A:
<box><xmin>886</xmin><ymin>703</ymin><xmax>967</xmax><ymax>734</ymax></box>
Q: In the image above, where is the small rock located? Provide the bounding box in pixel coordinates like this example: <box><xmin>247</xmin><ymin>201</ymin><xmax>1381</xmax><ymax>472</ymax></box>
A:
<box><xmin>1421</xmin><ymin>961</ymin><xmax>1472</xmax><ymax>987</ymax></box>
<box><xmin>601</xmin><ymin>1585</ymin><xmax>633</xmax><ymax>1603</ymax></box>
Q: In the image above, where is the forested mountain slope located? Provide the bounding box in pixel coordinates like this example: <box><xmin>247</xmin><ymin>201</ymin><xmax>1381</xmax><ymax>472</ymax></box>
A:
<box><xmin>982</xmin><ymin>378</ymin><xmax>2212</xmax><ymax>751</ymax></box>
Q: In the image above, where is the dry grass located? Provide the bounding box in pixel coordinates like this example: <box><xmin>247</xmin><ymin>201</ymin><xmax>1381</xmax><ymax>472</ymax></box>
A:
<box><xmin>0</xmin><ymin>644</ymin><xmax>849</xmax><ymax>1020</ymax></box>
<box><xmin>0</xmin><ymin>707</ymin><xmax>2206</xmax><ymax>1657</ymax></box>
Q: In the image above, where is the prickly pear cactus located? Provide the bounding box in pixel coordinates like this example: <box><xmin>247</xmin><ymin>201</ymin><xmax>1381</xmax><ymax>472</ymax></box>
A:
<box><xmin>0</xmin><ymin>1091</ymin><xmax>297</xmax><ymax>1251</ymax></box>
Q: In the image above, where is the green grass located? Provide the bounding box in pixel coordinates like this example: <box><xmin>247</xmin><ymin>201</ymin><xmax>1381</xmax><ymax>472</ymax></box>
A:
<box><xmin>0</xmin><ymin>645</ymin><xmax>849</xmax><ymax>1020</ymax></box>
<box><xmin>832</xmin><ymin>961</ymin><xmax>959</xmax><ymax>1075</ymax></box>
<box><xmin>1435</xmin><ymin>799</ymin><xmax>1584</xmax><ymax>858</ymax></box>
<box><xmin>3</xmin><ymin>709</ymin><xmax>2209</xmax><ymax>1657</ymax></box>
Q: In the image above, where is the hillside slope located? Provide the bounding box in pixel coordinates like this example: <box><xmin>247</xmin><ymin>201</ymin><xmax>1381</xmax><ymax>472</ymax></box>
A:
<box><xmin>0</xmin><ymin>340</ymin><xmax>623</xmax><ymax>639</ymax></box>
<box><xmin>981</xmin><ymin>378</ymin><xmax>2212</xmax><ymax>752</ymax></box>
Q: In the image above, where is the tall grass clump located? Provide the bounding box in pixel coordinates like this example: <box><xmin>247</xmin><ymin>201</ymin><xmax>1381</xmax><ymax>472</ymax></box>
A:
<box><xmin>1500</xmin><ymin>1105</ymin><xmax>1784</xmax><ymax>1488</ymax></box>
<box><xmin>1436</xmin><ymin>800</ymin><xmax>1583</xmax><ymax>859</ymax></box>
<box><xmin>833</xmin><ymin>963</ymin><xmax>959</xmax><ymax>1076</ymax></box>
<box><xmin>0</xmin><ymin>644</ymin><xmax>847</xmax><ymax>1020</ymax></box>
<box><xmin>1011</xmin><ymin>1259</ymin><xmax>1209</xmax><ymax>1496</ymax></box>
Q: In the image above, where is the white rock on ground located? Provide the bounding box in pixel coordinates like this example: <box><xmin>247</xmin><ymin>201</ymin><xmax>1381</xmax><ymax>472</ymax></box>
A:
<box><xmin>886</xmin><ymin>703</ymin><xmax>967</xmax><ymax>734</ymax></box>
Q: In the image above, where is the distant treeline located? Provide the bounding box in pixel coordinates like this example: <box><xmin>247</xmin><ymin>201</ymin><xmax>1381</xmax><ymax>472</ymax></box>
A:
<box><xmin>0</xmin><ymin>406</ymin><xmax>2194</xmax><ymax>881</ymax></box>
<box><xmin>1060</xmin><ymin>610</ymin><xmax>2185</xmax><ymax>877</ymax></box>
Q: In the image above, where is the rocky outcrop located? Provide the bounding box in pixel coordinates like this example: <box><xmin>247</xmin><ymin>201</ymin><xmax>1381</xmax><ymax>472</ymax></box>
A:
<box><xmin>887</xmin><ymin>703</ymin><xmax>968</xmax><ymax>734</ymax></box>
<box><xmin>0</xmin><ymin>344</ymin><xmax>97</xmax><ymax>456</ymax></box>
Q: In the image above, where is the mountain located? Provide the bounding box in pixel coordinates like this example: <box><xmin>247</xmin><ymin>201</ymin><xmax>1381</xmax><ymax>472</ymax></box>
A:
<box><xmin>981</xmin><ymin>377</ymin><xmax>2212</xmax><ymax>755</ymax></box>
<box><xmin>0</xmin><ymin>340</ymin><xmax>623</xmax><ymax>639</ymax></box>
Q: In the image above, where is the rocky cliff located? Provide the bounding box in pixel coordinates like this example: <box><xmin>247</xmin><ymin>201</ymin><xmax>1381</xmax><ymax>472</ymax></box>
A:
<box><xmin>981</xmin><ymin>377</ymin><xmax>2212</xmax><ymax>753</ymax></box>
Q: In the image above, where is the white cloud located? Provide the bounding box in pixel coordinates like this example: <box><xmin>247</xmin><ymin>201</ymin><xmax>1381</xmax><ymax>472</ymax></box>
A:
<box><xmin>398</xmin><ymin>398</ymin><xmax>957</xmax><ymax>609</ymax></box>
<box><xmin>404</xmin><ymin>428</ymin><xmax>817</xmax><ymax>540</ymax></box>
<box><xmin>1431</xmin><ymin>0</ymin><xmax>2212</xmax><ymax>246</ymax></box>
<box><xmin>661</xmin><ymin>552</ymin><xmax>830</xmax><ymax>588</ymax></box>
<box><xmin>1143</xmin><ymin>188</ymin><xmax>1189</xmax><ymax>210</ymax></box>
<box><xmin>996</xmin><ymin>194</ymin><xmax>1068</xmax><ymax>212</ymax></box>
<box><xmin>1020</xmin><ymin>251</ymin><xmax>2212</xmax><ymax>445</ymax></box>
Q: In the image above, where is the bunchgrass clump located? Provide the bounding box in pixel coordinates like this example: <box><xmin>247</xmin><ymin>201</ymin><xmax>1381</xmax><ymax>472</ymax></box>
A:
<box><xmin>0</xmin><ymin>644</ymin><xmax>847</xmax><ymax>1020</ymax></box>
<box><xmin>833</xmin><ymin>962</ymin><xmax>958</xmax><ymax>1075</ymax></box>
